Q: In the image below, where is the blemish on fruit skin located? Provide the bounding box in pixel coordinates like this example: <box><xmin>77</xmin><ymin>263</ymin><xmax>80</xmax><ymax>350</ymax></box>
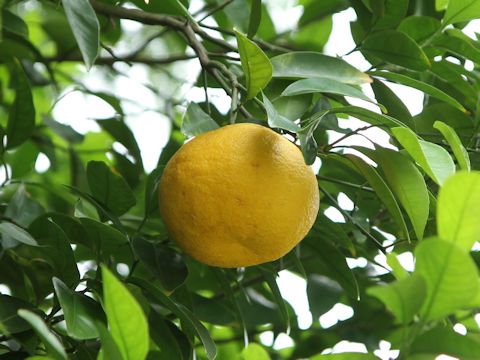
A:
<box><xmin>251</xmin><ymin>162</ymin><xmax>260</xmax><ymax>168</ymax></box>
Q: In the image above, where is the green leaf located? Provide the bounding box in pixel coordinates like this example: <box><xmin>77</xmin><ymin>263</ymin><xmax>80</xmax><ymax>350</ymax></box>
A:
<box><xmin>433</xmin><ymin>32</ymin><xmax>480</xmax><ymax>64</ymax></box>
<box><xmin>311</xmin><ymin>353</ymin><xmax>377</xmax><ymax>360</ymax></box>
<box><xmin>43</xmin><ymin>116</ymin><xmax>84</xmax><ymax>144</ymax></box>
<box><xmin>241</xmin><ymin>343</ymin><xmax>270</xmax><ymax>360</ymax></box>
<box><xmin>370</xmin><ymin>79</ymin><xmax>413</xmax><ymax>128</ymax></box>
<box><xmin>80</xmin><ymin>217</ymin><xmax>127</xmax><ymax>258</ymax></box>
<box><xmin>369</xmin><ymin>70</ymin><xmax>467</xmax><ymax>113</ymax></box>
<box><xmin>361</xmin><ymin>30</ymin><xmax>430</xmax><ymax>71</ymax></box>
<box><xmin>411</xmin><ymin>326</ymin><xmax>480</xmax><ymax>359</ymax></box>
<box><xmin>144</xmin><ymin>166</ymin><xmax>164</xmax><ymax>216</ymax></box>
<box><xmin>86</xmin><ymin>160</ymin><xmax>136</xmax><ymax>216</ymax></box>
<box><xmin>181</xmin><ymin>103</ymin><xmax>219</xmax><ymax>137</ymax></box>
<box><xmin>345</xmin><ymin>154</ymin><xmax>410</xmax><ymax>241</ymax></box>
<box><xmin>327</xmin><ymin>105</ymin><xmax>407</xmax><ymax>127</ymax></box>
<box><xmin>386</xmin><ymin>253</ymin><xmax>409</xmax><ymax>280</ymax></box>
<box><xmin>433</xmin><ymin>121</ymin><xmax>470</xmax><ymax>171</ymax></box>
<box><xmin>282</xmin><ymin>78</ymin><xmax>376</xmax><ymax>105</ymax></box>
<box><xmin>372</xmin><ymin>0</ymin><xmax>409</xmax><ymax>30</ymax></box>
<box><xmin>0</xmin><ymin>295</ymin><xmax>35</xmax><ymax>334</ymax></box>
<box><xmin>3</xmin><ymin>10</ymin><xmax>29</xmax><ymax>38</ymax></box>
<box><xmin>61</xmin><ymin>0</ymin><xmax>99</xmax><ymax>69</ymax></box>
<box><xmin>96</xmin><ymin>321</ymin><xmax>124</xmax><ymax>360</ymax></box>
<box><xmin>132</xmin><ymin>237</ymin><xmax>188</xmax><ymax>291</ymax></box>
<box><xmin>415</xmin><ymin>238</ymin><xmax>479</xmax><ymax>321</ymax></box>
<box><xmin>52</xmin><ymin>277</ymin><xmax>104</xmax><ymax>340</ymax></box>
<box><xmin>235</xmin><ymin>29</ymin><xmax>272</xmax><ymax>99</ymax></box>
<box><xmin>304</xmin><ymin>237</ymin><xmax>359</xmax><ymax>300</ymax></box>
<box><xmin>102</xmin><ymin>266</ymin><xmax>149</xmax><ymax>360</ymax></box>
<box><xmin>437</xmin><ymin>171</ymin><xmax>480</xmax><ymax>251</ymax></box>
<box><xmin>130</xmin><ymin>278</ymin><xmax>217</xmax><ymax>360</ymax></box>
<box><xmin>0</xmin><ymin>222</ymin><xmax>37</xmax><ymax>246</ymax></box>
<box><xmin>17</xmin><ymin>310</ymin><xmax>67</xmax><ymax>360</ymax></box>
<box><xmin>263</xmin><ymin>93</ymin><xmax>299</xmax><ymax>133</ymax></box>
<box><xmin>397</xmin><ymin>16</ymin><xmax>441</xmax><ymax>44</ymax></box>
<box><xmin>271</xmin><ymin>52</ymin><xmax>371</xmax><ymax>85</ymax></box>
<box><xmin>436</xmin><ymin>0</ymin><xmax>449</xmax><ymax>11</ymax></box>
<box><xmin>259</xmin><ymin>266</ymin><xmax>290</xmax><ymax>333</ymax></box>
<box><xmin>307</xmin><ymin>274</ymin><xmax>343</xmax><ymax>319</ymax></box>
<box><xmin>362</xmin><ymin>147</ymin><xmax>429</xmax><ymax>240</ymax></box>
<box><xmin>443</xmin><ymin>0</ymin><xmax>480</xmax><ymax>25</ymax></box>
<box><xmin>367</xmin><ymin>274</ymin><xmax>426</xmax><ymax>324</ymax></box>
<box><xmin>7</xmin><ymin>61</ymin><xmax>35</xmax><ymax>149</ymax></box>
<box><xmin>247</xmin><ymin>0</ymin><xmax>262</xmax><ymax>38</ymax></box>
<box><xmin>391</xmin><ymin>127</ymin><xmax>455</xmax><ymax>185</ymax></box>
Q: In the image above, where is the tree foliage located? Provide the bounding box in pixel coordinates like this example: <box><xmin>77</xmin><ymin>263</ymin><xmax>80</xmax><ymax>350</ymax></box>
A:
<box><xmin>0</xmin><ymin>0</ymin><xmax>480</xmax><ymax>359</ymax></box>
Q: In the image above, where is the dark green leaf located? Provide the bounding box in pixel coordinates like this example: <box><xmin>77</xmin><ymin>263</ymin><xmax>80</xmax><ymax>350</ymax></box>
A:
<box><xmin>361</xmin><ymin>30</ymin><xmax>430</xmax><ymax>71</ymax></box>
<box><xmin>373</xmin><ymin>0</ymin><xmax>409</xmax><ymax>30</ymax></box>
<box><xmin>369</xmin><ymin>70</ymin><xmax>467</xmax><ymax>114</ymax></box>
<box><xmin>102</xmin><ymin>266</ymin><xmax>149</xmax><ymax>360</ymax></box>
<box><xmin>61</xmin><ymin>0</ymin><xmax>99</xmax><ymax>69</ymax></box>
<box><xmin>86</xmin><ymin>160</ymin><xmax>136</xmax><ymax>216</ymax></box>
<box><xmin>0</xmin><ymin>295</ymin><xmax>35</xmax><ymax>334</ymax></box>
<box><xmin>43</xmin><ymin>116</ymin><xmax>84</xmax><ymax>144</ymax></box>
<box><xmin>370</xmin><ymin>79</ymin><xmax>413</xmax><ymax>128</ymax></box>
<box><xmin>271</xmin><ymin>52</ymin><xmax>371</xmax><ymax>85</ymax></box>
<box><xmin>235</xmin><ymin>29</ymin><xmax>272</xmax><ymax>99</ymax></box>
<box><xmin>181</xmin><ymin>103</ymin><xmax>219</xmax><ymax>137</ymax></box>
<box><xmin>247</xmin><ymin>0</ymin><xmax>262</xmax><ymax>38</ymax></box>
<box><xmin>52</xmin><ymin>277</ymin><xmax>105</xmax><ymax>340</ymax></box>
<box><xmin>7</xmin><ymin>61</ymin><xmax>35</xmax><ymax>149</ymax></box>
<box><xmin>132</xmin><ymin>237</ymin><xmax>188</xmax><ymax>291</ymax></box>
<box><xmin>346</xmin><ymin>154</ymin><xmax>410</xmax><ymax>241</ymax></box>
<box><xmin>130</xmin><ymin>278</ymin><xmax>217</xmax><ymax>360</ymax></box>
<box><xmin>433</xmin><ymin>31</ymin><xmax>480</xmax><ymax>64</ymax></box>
<box><xmin>17</xmin><ymin>310</ymin><xmax>67</xmax><ymax>360</ymax></box>
<box><xmin>259</xmin><ymin>266</ymin><xmax>290</xmax><ymax>333</ymax></box>
<box><xmin>307</xmin><ymin>274</ymin><xmax>343</xmax><ymax>319</ymax></box>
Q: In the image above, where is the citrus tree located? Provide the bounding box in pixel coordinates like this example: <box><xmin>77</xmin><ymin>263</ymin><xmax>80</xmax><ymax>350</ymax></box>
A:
<box><xmin>1</xmin><ymin>0</ymin><xmax>480</xmax><ymax>359</ymax></box>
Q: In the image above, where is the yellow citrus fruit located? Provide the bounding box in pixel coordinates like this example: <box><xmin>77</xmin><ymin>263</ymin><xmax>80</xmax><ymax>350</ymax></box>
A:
<box><xmin>159</xmin><ymin>123</ymin><xmax>319</xmax><ymax>268</ymax></box>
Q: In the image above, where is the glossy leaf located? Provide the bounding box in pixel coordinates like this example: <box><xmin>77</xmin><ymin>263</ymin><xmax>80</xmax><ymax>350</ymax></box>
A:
<box><xmin>236</xmin><ymin>30</ymin><xmax>272</xmax><ymax>99</ymax></box>
<box><xmin>86</xmin><ymin>161</ymin><xmax>136</xmax><ymax>216</ymax></box>
<box><xmin>182</xmin><ymin>103</ymin><xmax>219</xmax><ymax>137</ymax></box>
<box><xmin>433</xmin><ymin>121</ymin><xmax>470</xmax><ymax>171</ymax></box>
<box><xmin>367</xmin><ymin>274</ymin><xmax>426</xmax><ymax>324</ymax></box>
<box><xmin>443</xmin><ymin>0</ymin><xmax>480</xmax><ymax>25</ymax></box>
<box><xmin>263</xmin><ymin>93</ymin><xmax>299</xmax><ymax>132</ymax></box>
<box><xmin>61</xmin><ymin>0</ymin><xmax>99</xmax><ymax>69</ymax></box>
<box><xmin>102</xmin><ymin>266</ymin><xmax>149</xmax><ymax>360</ymax></box>
<box><xmin>370</xmin><ymin>79</ymin><xmax>413</xmax><ymax>128</ymax></box>
<box><xmin>363</xmin><ymin>147</ymin><xmax>429</xmax><ymax>240</ymax></box>
<box><xmin>391</xmin><ymin>127</ymin><xmax>455</xmax><ymax>185</ymax></box>
<box><xmin>0</xmin><ymin>222</ymin><xmax>37</xmax><ymax>246</ymax></box>
<box><xmin>361</xmin><ymin>30</ymin><xmax>430</xmax><ymax>71</ymax></box>
<box><xmin>346</xmin><ymin>154</ymin><xmax>410</xmax><ymax>240</ymax></box>
<box><xmin>370</xmin><ymin>70</ymin><xmax>466</xmax><ymax>113</ymax></box>
<box><xmin>433</xmin><ymin>32</ymin><xmax>480</xmax><ymax>64</ymax></box>
<box><xmin>415</xmin><ymin>238</ymin><xmax>479</xmax><ymax>321</ymax></box>
<box><xmin>130</xmin><ymin>278</ymin><xmax>217</xmax><ymax>360</ymax></box>
<box><xmin>53</xmin><ymin>277</ymin><xmax>104</xmax><ymax>340</ymax></box>
<box><xmin>271</xmin><ymin>52</ymin><xmax>371</xmax><ymax>85</ymax></box>
<box><xmin>132</xmin><ymin>237</ymin><xmax>188</xmax><ymax>291</ymax></box>
<box><xmin>437</xmin><ymin>172</ymin><xmax>480</xmax><ymax>251</ymax></box>
<box><xmin>17</xmin><ymin>310</ymin><xmax>67</xmax><ymax>360</ymax></box>
<box><xmin>282</xmin><ymin>78</ymin><xmax>375</xmax><ymax>104</ymax></box>
<box><xmin>7</xmin><ymin>62</ymin><xmax>35</xmax><ymax>149</ymax></box>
